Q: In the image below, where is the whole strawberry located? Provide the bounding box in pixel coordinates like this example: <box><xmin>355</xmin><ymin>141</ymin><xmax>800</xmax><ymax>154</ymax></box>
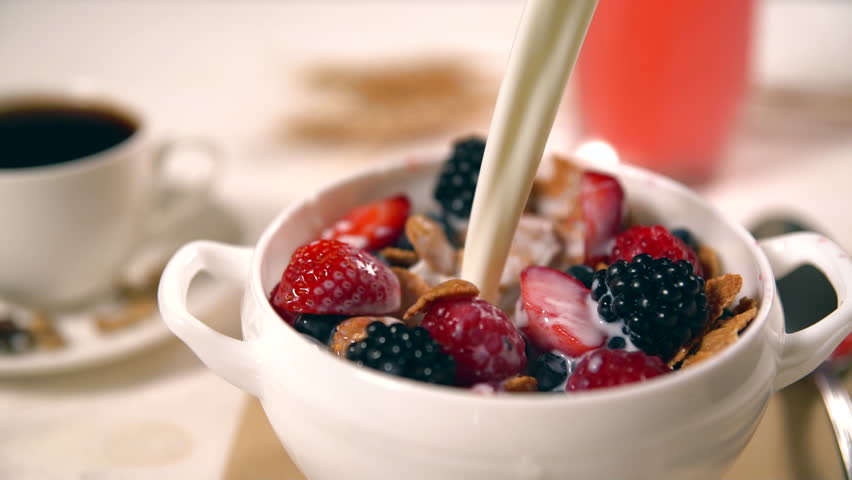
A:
<box><xmin>567</xmin><ymin>348</ymin><xmax>669</xmax><ymax>391</ymax></box>
<box><xmin>272</xmin><ymin>240</ymin><xmax>400</xmax><ymax>316</ymax></box>
<box><xmin>421</xmin><ymin>298</ymin><xmax>526</xmax><ymax>385</ymax></box>
<box><xmin>610</xmin><ymin>225</ymin><xmax>703</xmax><ymax>277</ymax></box>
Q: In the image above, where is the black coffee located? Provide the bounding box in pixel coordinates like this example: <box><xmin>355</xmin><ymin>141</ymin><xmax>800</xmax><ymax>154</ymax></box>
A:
<box><xmin>0</xmin><ymin>104</ymin><xmax>137</xmax><ymax>169</ymax></box>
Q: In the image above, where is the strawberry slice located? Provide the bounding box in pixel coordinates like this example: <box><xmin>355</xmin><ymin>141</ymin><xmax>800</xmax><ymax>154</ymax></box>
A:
<box><xmin>580</xmin><ymin>171</ymin><xmax>625</xmax><ymax>262</ymax></box>
<box><xmin>321</xmin><ymin>194</ymin><xmax>411</xmax><ymax>251</ymax></box>
<box><xmin>519</xmin><ymin>266</ymin><xmax>605</xmax><ymax>357</ymax></box>
<box><xmin>272</xmin><ymin>240</ymin><xmax>400</xmax><ymax>316</ymax></box>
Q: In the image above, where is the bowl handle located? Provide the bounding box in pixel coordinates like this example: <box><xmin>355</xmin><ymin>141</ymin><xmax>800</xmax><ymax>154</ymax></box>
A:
<box><xmin>759</xmin><ymin>232</ymin><xmax>852</xmax><ymax>390</ymax></box>
<box><xmin>158</xmin><ymin>240</ymin><xmax>261</xmax><ymax>397</ymax></box>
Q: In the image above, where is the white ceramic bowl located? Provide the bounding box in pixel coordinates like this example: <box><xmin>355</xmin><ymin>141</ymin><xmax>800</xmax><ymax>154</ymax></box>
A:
<box><xmin>159</xmin><ymin>155</ymin><xmax>852</xmax><ymax>480</ymax></box>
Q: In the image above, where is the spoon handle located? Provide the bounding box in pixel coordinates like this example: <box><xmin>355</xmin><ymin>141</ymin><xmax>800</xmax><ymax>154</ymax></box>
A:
<box><xmin>812</xmin><ymin>363</ymin><xmax>852</xmax><ymax>480</ymax></box>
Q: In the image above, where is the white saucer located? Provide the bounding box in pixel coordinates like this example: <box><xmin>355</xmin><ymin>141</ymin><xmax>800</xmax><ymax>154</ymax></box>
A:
<box><xmin>0</xmin><ymin>199</ymin><xmax>245</xmax><ymax>377</ymax></box>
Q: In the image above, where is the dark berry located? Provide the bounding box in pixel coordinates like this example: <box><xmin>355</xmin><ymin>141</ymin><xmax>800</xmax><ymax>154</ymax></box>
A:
<box><xmin>346</xmin><ymin>322</ymin><xmax>456</xmax><ymax>385</ymax></box>
<box><xmin>533</xmin><ymin>351</ymin><xmax>569</xmax><ymax>391</ymax></box>
<box><xmin>392</xmin><ymin>232</ymin><xmax>414</xmax><ymax>251</ymax></box>
<box><xmin>671</xmin><ymin>228</ymin><xmax>700</xmax><ymax>252</ymax></box>
<box><xmin>293</xmin><ymin>313</ymin><xmax>348</xmax><ymax>344</ymax></box>
<box><xmin>433</xmin><ymin>137</ymin><xmax>485</xmax><ymax>219</ymax></box>
<box><xmin>607</xmin><ymin>336</ymin><xmax>626</xmax><ymax>349</ymax></box>
<box><xmin>426</xmin><ymin>212</ymin><xmax>459</xmax><ymax>247</ymax></box>
<box><xmin>566</xmin><ymin>265</ymin><xmax>595</xmax><ymax>289</ymax></box>
<box><xmin>593</xmin><ymin>256</ymin><xmax>709</xmax><ymax>361</ymax></box>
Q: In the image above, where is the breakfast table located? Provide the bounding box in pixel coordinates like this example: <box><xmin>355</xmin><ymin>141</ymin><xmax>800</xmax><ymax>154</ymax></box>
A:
<box><xmin>2</xmin><ymin>1</ymin><xmax>852</xmax><ymax>478</ymax></box>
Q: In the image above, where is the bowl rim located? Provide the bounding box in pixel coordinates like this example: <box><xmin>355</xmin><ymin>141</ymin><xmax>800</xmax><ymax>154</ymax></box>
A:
<box><xmin>248</xmin><ymin>151</ymin><xmax>776</xmax><ymax>407</ymax></box>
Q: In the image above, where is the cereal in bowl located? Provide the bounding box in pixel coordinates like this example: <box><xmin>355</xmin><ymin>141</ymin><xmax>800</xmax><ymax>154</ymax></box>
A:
<box><xmin>269</xmin><ymin>136</ymin><xmax>756</xmax><ymax>393</ymax></box>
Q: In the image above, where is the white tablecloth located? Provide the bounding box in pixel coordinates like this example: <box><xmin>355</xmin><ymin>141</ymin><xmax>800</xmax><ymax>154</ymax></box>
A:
<box><xmin>1</xmin><ymin>1</ymin><xmax>851</xmax><ymax>478</ymax></box>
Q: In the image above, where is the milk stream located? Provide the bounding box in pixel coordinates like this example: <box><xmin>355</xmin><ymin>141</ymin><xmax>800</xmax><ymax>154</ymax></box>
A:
<box><xmin>460</xmin><ymin>0</ymin><xmax>598</xmax><ymax>302</ymax></box>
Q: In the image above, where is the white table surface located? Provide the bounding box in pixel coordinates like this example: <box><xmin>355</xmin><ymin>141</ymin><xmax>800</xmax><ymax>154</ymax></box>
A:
<box><xmin>1</xmin><ymin>1</ymin><xmax>851</xmax><ymax>478</ymax></box>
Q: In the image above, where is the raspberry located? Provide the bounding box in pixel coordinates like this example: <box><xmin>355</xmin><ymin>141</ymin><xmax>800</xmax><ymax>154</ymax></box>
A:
<box><xmin>346</xmin><ymin>322</ymin><xmax>456</xmax><ymax>385</ymax></box>
<box><xmin>421</xmin><ymin>298</ymin><xmax>526</xmax><ymax>385</ymax></box>
<box><xmin>566</xmin><ymin>348</ymin><xmax>669</xmax><ymax>391</ymax></box>
<box><xmin>610</xmin><ymin>225</ymin><xmax>703</xmax><ymax>277</ymax></box>
<box><xmin>591</xmin><ymin>254</ymin><xmax>709</xmax><ymax>361</ymax></box>
<box><xmin>433</xmin><ymin>137</ymin><xmax>485</xmax><ymax>219</ymax></box>
<box><xmin>272</xmin><ymin>240</ymin><xmax>400</xmax><ymax>316</ymax></box>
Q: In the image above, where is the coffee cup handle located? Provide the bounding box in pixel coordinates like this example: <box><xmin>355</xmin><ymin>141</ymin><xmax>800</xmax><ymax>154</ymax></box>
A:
<box><xmin>158</xmin><ymin>240</ymin><xmax>261</xmax><ymax>396</ymax></box>
<box><xmin>148</xmin><ymin>137</ymin><xmax>223</xmax><ymax>235</ymax></box>
<box><xmin>122</xmin><ymin>138</ymin><xmax>223</xmax><ymax>285</ymax></box>
<box><xmin>759</xmin><ymin>232</ymin><xmax>852</xmax><ymax>390</ymax></box>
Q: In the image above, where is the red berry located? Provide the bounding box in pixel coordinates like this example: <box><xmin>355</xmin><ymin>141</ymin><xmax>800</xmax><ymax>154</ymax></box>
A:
<box><xmin>610</xmin><ymin>225</ymin><xmax>703</xmax><ymax>277</ymax></box>
<box><xmin>273</xmin><ymin>240</ymin><xmax>400</xmax><ymax>316</ymax></box>
<box><xmin>580</xmin><ymin>171</ymin><xmax>625</xmax><ymax>261</ymax></box>
<box><xmin>321</xmin><ymin>194</ymin><xmax>411</xmax><ymax>251</ymax></box>
<box><xmin>519</xmin><ymin>266</ymin><xmax>605</xmax><ymax>357</ymax></box>
<box><xmin>421</xmin><ymin>298</ymin><xmax>526</xmax><ymax>385</ymax></box>
<box><xmin>832</xmin><ymin>333</ymin><xmax>852</xmax><ymax>361</ymax></box>
<box><xmin>567</xmin><ymin>348</ymin><xmax>669</xmax><ymax>391</ymax></box>
<box><xmin>269</xmin><ymin>282</ymin><xmax>298</xmax><ymax>324</ymax></box>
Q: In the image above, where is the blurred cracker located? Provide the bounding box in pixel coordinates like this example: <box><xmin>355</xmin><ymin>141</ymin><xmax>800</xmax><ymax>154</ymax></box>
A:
<box><xmin>698</xmin><ymin>245</ymin><xmax>721</xmax><ymax>279</ymax></box>
<box><xmin>502</xmin><ymin>376</ymin><xmax>538</xmax><ymax>393</ymax></box>
<box><xmin>404</xmin><ymin>279</ymin><xmax>479</xmax><ymax>321</ymax></box>
<box><xmin>28</xmin><ymin>312</ymin><xmax>65</xmax><ymax>350</ymax></box>
<box><xmin>95</xmin><ymin>298</ymin><xmax>157</xmax><ymax>333</ymax></box>
<box><xmin>681</xmin><ymin>303</ymin><xmax>758</xmax><ymax>368</ymax></box>
<box><xmin>406</xmin><ymin>214</ymin><xmax>457</xmax><ymax>275</ymax></box>
<box><xmin>284</xmin><ymin>57</ymin><xmax>497</xmax><ymax>145</ymax></box>
<box><xmin>379</xmin><ymin>247</ymin><xmax>418</xmax><ymax>267</ymax></box>
<box><xmin>705</xmin><ymin>274</ymin><xmax>743</xmax><ymax>327</ymax></box>
<box><xmin>391</xmin><ymin>267</ymin><xmax>430</xmax><ymax>326</ymax></box>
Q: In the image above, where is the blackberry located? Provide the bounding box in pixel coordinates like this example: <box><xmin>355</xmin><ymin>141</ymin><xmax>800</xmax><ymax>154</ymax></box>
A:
<box><xmin>590</xmin><ymin>253</ymin><xmax>708</xmax><ymax>361</ymax></box>
<box><xmin>671</xmin><ymin>228</ymin><xmax>700</xmax><ymax>252</ymax></box>
<box><xmin>293</xmin><ymin>313</ymin><xmax>348</xmax><ymax>344</ymax></box>
<box><xmin>427</xmin><ymin>212</ymin><xmax>459</xmax><ymax>247</ymax></box>
<box><xmin>433</xmin><ymin>137</ymin><xmax>485</xmax><ymax>219</ymax></box>
<box><xmin>346</xmin><ymin>322</ymin><xmax>456</xmax><ymax>385</ymax></box>
<box><xmin>566</xmin><ymin>265</ymin><xmax>595</xmax><ymax>289</ymax></box>
<box><xmin>533</xmin><ymin>351</ymin><xmax>569</xmax><ymax>391</ymax></box>
<box><xmin>607</xmin><ymin>336</ymin><xmax>627</xmax><ymax>350</ymax></box>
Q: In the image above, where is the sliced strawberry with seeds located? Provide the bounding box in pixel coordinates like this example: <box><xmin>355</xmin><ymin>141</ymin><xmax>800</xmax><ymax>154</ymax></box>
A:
<box><xmin>321</xmin><ymin>194</ymin><xmax>411</xmax><ymax>251</ymax></box>
<box><xmin>273</xmin><ymin>240</ymin><xmax>400</xmax><ymax>316</ymax></box>
<box><xmin>520</xmin><ymin>266</ymin><xmax>605</xmax><ymax>357</ymax></box>
<box><xmin>580</xmin><ymin>171</ymin><xmax>625</xmax><ymax>262</ymax></box>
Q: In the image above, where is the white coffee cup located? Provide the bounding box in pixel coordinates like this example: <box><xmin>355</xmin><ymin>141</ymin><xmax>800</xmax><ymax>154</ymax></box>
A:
<box><xmin>159</xmin><ymin>154</ymin><xmax>852</xmax><ymax>480</ymax></box>
<box><xmin>0</xmin><ymin>89</ymin><xmax>219</xmax><ymax>308</ymax></box>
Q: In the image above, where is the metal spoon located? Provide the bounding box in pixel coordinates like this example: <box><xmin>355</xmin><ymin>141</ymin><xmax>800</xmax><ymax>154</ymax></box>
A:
<box><xmin>813</xmin><ymin>359</ymin><xmax>852</xmax><ymax>479</ymax></box>
<box><xmin>751</xmin><ymin>215</ymin><xmax>852</xmax><ymax>479</ymax></box>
